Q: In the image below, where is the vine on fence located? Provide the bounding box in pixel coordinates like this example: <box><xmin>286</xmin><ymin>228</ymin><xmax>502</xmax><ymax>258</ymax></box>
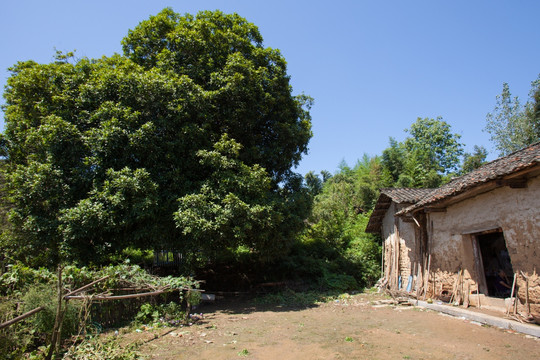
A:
<box><xmin>0</xmin><ymin>263</ymin><xmax>199</xmax><ymax>359</ymax></box>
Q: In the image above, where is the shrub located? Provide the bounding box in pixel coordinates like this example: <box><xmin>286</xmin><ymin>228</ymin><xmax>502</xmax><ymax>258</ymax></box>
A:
<box><xmin>134</xmin><ymin>303</ymin><xmax>159</xmax><ymax>324</ymax></box>
<box><xmin>134</xmin><ymin>301</ymin><xmax>184</xmax><ymax>326</ymax></box>
<box><xmin>22</xmin><ymin>284</ymin><xmax>82</xmax><ymax>338</ymax></box>
<box><xmin>319</xmin><ymin>270</ymin><xmax>358</xmax><ymax>292</ymax></box>
<box><xmin>0</xmin><ymin>264</ymin><xmax>55</xmax><ymax>296</ymax></box>
<box><xmin>0</xmin><ymin>299</ymin><xmax>36</xmax><ymax>359</ymax></box>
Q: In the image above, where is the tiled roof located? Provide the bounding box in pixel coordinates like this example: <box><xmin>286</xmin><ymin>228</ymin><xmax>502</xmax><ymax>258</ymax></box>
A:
<box><xmin>379</xmin><ymin>188</ymin><xmax>435</xmax><ymax>204</ymax></box>
<box><xmin>399</xmin><ymin>141</ymin><xmax>540</xmax><ymax>215</ymax></box>
<box><xmin>365</xmin><ymin>188</ymin><xmax>435</xmax><ymax>233</ymax></box>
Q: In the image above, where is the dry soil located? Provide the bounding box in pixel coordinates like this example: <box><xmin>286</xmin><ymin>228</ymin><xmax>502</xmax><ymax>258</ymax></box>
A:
<box><xmin>122</xmin><ymin>293</ymin><xmax>540</xmax><ymax>360</ymax></box>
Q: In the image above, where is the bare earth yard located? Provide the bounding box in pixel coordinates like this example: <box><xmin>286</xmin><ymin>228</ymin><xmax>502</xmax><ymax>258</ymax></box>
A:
<box><xmin>121</xmin><ymin>293</ymin><xmax>540</xmax><ymax>360</ymax></box>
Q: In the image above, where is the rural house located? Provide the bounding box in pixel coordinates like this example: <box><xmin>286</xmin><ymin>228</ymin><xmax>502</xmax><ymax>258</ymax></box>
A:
<box><xmin>366</xmin><ymin>188</ymin><xmax>434</xmax><ymax>292</ymax></box>
<box><xmin>367</xmin><ymin>141</ymin><xmax>540</xmax><ymax>320</ymax></box>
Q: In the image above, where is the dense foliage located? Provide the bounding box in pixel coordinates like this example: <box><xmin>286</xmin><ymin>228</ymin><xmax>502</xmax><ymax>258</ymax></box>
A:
<box><xmin>0</xmin><ymin>9</ymin><xmax>312</xmax><ymax>267</ymax></box>
<box><xmin>0</xmin><ymin>263</ymin><xmax>196</xmax><ymax>359</ymax></box>
<box><xmin>286</xmin><ymin>116</ymin><xmax>477</xmax><ymax>290</ymax></box>
<box><xmin>460</xmin><ymin>145</ymin><xmax>488</xmax><ymax>175</ymax></box>
<box><xmin>292</xmin><ymin>161</ymin><xmax>384</xmax><ymax>290</ymax></box>
<box><xmin>382</xmin><ymin>117</ymin><xmax>464</xmax><ymax>188</ymax></box>
<box><xmin>175</xmin><ymin>135</ymin><xmax>310</xmax><ymax>265</ymax></box>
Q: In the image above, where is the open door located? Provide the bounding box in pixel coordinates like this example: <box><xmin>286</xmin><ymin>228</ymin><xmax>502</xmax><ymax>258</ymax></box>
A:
<box><xmin>473</xmin><ymin>229</ymin><xmax>514</xmax><ymax>298</ymax></box>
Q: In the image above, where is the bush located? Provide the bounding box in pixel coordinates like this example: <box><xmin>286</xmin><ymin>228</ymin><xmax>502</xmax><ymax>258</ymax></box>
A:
<box><xmin>0</xmin><ymin>299</ymin><xmax>36</xmax><ymax>359</ymax></box>
<box><xmin>0</xmin><ymin>264</ymin><xmax>55</xmax><ymax>296</ymax></box>
<box><xmin>0</xmin><ymin>263</ymin><xmax>198</xmax><ymax>358</ymax></box>
<box><xmin>22</xmin><ymin>284</ymin><xmax>82</xmax><ymax>338</ymax></box>
<box><xmin>134</xmin><ymin>301</ymin><xmax>184</xmax><ymax>326</ymax></box>
<box><xmin>319</xmin><ymin>270</ymin><xmax>358</xmax><ymax>292</ymax></box>
<box><xmin>0</xmin><ymin>284</ymin><xmax>84</xmax><ymax>359</ymax></box>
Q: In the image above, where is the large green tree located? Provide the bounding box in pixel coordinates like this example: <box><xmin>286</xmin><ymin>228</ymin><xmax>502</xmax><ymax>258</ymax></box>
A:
<box><xmin>1</xmin><ymin>9</ymin><xmax>312</xmax><ymax>266</ymax></box>
<box><xmin>403</xmin><ymin>117</ymin><xmax>464</xmax><ymax>174</ymax></box>
<box><xmin>485</xmin><ymin>75</ymin><xmax>540</xmax><ymax>156</ymax></box>
<box><xmin>174</xmin><ymin>135</ymin><xmax>309</xmax><ymax>265</ymax></box>
<box><xmin>381</xmin><ymin>117</ymin><xmax>464</xmax><ymax>188</ymax></box>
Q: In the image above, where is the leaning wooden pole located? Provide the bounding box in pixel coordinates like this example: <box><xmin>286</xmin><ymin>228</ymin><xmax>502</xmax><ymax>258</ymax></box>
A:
<box><xmin>506</xmin><ymin>272</ymin><xmax>518</xmax><ymax>316</ymax></box>
<box><xmin>63</xmin><ymin>275</ymin><xmax>110</xmax><ymax>298</ymax></box>
<box><xmin>65</xmin><ymin>289</ymin><xmax>169</xmax><ymax>301</ymax></box>
<box><xmin>0</xmin><ymin>306</ymin><xmax>45</xmax><ymax>330</ymax></box>
<box><xmin>423</xmin><ymin>254</ymin><xmax>431</xmax><ymax>300</ymax></box>
<box><xmin>520</xmin><ymin>271</ymin><xmax>531</xmax><ymax>315</ymax></box>
<box><xmin>513</xmin><ymin>273</ymin><xmax>519</xmax><ymax>315</ymax></box>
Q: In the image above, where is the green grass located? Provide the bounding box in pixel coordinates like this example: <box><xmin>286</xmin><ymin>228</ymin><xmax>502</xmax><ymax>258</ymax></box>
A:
<box><xmin>238</xmin><ymin>348</ymin><xmax>249</xmax><ymax>356</ymax></box>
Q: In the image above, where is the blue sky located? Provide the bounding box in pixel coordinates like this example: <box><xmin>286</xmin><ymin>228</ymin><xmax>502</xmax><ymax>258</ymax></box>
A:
<box><xmin>1</xmin><ymin>1</ymin><xmax>539</xmax><ymax>175</ymax></box>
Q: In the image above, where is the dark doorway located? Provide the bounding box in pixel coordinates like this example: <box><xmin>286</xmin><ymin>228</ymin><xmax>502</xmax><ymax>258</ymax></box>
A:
<box><xmin>477</xmin><ymin>230</ymin><xmax>513</xmax><ymax>298</ymax></box>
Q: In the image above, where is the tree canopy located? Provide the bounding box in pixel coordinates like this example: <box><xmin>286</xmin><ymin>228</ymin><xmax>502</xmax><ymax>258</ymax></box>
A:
<box><xmin>381</xmin><ymin>117</ymin><xmax>464</xmax><ymax>188</ymax></box>
<box><xmin>1</xmin><ymin>9</ymin><xmax>312</xmax><ymax>267</ymax></box>
<box><xmin>485</xmin><ymin>75</ymin><xmax>540</xmax><ymax>156</ymax></box>
<box><xmin>460</xmin><ymin>145</ymin><xmax>488</xmax><ymax>175</ymax></box>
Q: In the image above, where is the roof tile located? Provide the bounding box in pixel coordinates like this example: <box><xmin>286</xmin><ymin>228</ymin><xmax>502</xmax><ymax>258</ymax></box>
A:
<box><xmin>399</xmin><ymin>141</ymin><xmax>540</xmax><ymax>214</ymax></box>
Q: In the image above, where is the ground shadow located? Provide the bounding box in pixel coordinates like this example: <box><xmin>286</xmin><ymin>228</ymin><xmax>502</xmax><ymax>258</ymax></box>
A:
<box><xmin>193</xmin><ymin>290</ymin><xmax>353</xmax><ymax>316</ymax></box>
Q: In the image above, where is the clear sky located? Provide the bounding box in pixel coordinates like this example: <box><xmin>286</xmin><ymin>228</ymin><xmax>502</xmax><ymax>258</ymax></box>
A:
<box><xmin>1</xmin><ymin>1</ymin><xmax>539</xmax><ymax>175</ymax></box>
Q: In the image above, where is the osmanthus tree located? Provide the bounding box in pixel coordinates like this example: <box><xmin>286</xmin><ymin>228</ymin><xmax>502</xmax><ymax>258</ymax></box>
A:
<box><xmin>175</xmin><ymin>135</ymin><xmax>309</xmax><ymax>265</ymax></box>
<box><xmin>1</xmin><ymin>9</ymin><xmax>312</xmax><ymax>267</ymax></box>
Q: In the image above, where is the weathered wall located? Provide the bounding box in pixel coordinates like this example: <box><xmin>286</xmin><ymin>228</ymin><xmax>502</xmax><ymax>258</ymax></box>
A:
<box><xmin>382</xmin><ymin>203</ymin><xmax>418</xmax><ymax>291</ymax></box>
<box><xmin>516</xmin><ymin>272</ymin><xmax>540</xmax><ymax>321</ymax></box>
<box><xmin>398</xmin><ymin>205</ymin><xmax>417</xmax><ymax>290</ymax></box>
<box><xmin>382</xmin><ymin>202</ymin><xmax>396</xmax><ymax>287</ymax></box>
<box><xmin>427</xmin><ymin>175</ymin><xmax>540</xmax><ymax>313</ymax></box>
<box><xmin>429</xmin><ymin>175</ymin><xmax>540</xmax><ymax>272</ymax></box>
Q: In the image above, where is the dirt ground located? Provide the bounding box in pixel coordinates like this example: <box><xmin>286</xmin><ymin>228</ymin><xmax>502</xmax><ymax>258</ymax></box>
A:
<box><xmin>122</xmin><ymin>293</ymin><xmax>540</xmax><ymax>360</ymax></box>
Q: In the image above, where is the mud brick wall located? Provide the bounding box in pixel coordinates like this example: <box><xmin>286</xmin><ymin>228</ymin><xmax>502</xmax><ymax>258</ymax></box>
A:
<box><xmin>517</xmin><ymin>272</ymin><xmax>540</xmax><ymax>318</ymax></box>
<box><xmin>427</xmin><ymin>175</ymin><xmax>540</xmax><ymax>298</ymax></box>
<box><xmin>382</xmin><ymin>202</ymin><xmax>418</xmax><ymax>291</ymax></box>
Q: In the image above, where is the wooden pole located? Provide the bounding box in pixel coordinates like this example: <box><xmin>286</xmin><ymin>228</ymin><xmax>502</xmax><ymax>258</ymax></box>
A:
<box><xmin>381</xmin><ymin>240</ymin><xmax>385</xmax><ymax>282</ymax></box>
<box><xmin>423</xmin><ymin>254</ymin><xmax>431</xmax><ymax>300</ymax></box>
<box><xmin>520</xmin><ymin>271</ymin><xmax>530</xmax><ymax>315</ymax></box>
<box><xmin>433</xmin><ymin>272</ymin><xmax>437</xmax><ymax>299</ymax></box>
<box><xmin>64</xmin><ymin>275</ymin><xmax>110</xmax><ymax>298</ymax></box>
<box><xmin>457</xmin><ymin>270</ymin><xmax>463</xmax><ymax>305</ymax></box>
<box><xmin>65</xmin><ymin>289</ymin><xmax>168</xmax><ymax>301</ymax></box>
<box><xmin>449</xmin><ymin>269</ymin><xmax>460</xmax><ymax>305</ymax></box>
<box><xmin>46</xmin><ymin>266</ymin><xmax>64</xmax><ymax>360</ymax></box>
<box><xmin>0</xmin><ymin>306</ymin><xmax>45</xmax><ymax>330</ymax></box>
<box><xmin>525</xmin><ymin>277</ymin><xmax>530</xmax><ymax>315</ymax></box>
<box><xmin>513</xmin><ymin>273</ymin><xmax>519</xmax><ymax>315</ymax></box>
<box><xmin>418</xmin><ymin>256</ymin><xmax>427</xmax><ymax>298</ymax></box>
<box><xmin>414</xmin><ymin>261</ymin><xmax>422</xmax><ymax>298</ymax></box>
<box><xmin>506</xmin><ymin>272</ymin><xmax>518</xmax><ymax>316</ymax></box>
